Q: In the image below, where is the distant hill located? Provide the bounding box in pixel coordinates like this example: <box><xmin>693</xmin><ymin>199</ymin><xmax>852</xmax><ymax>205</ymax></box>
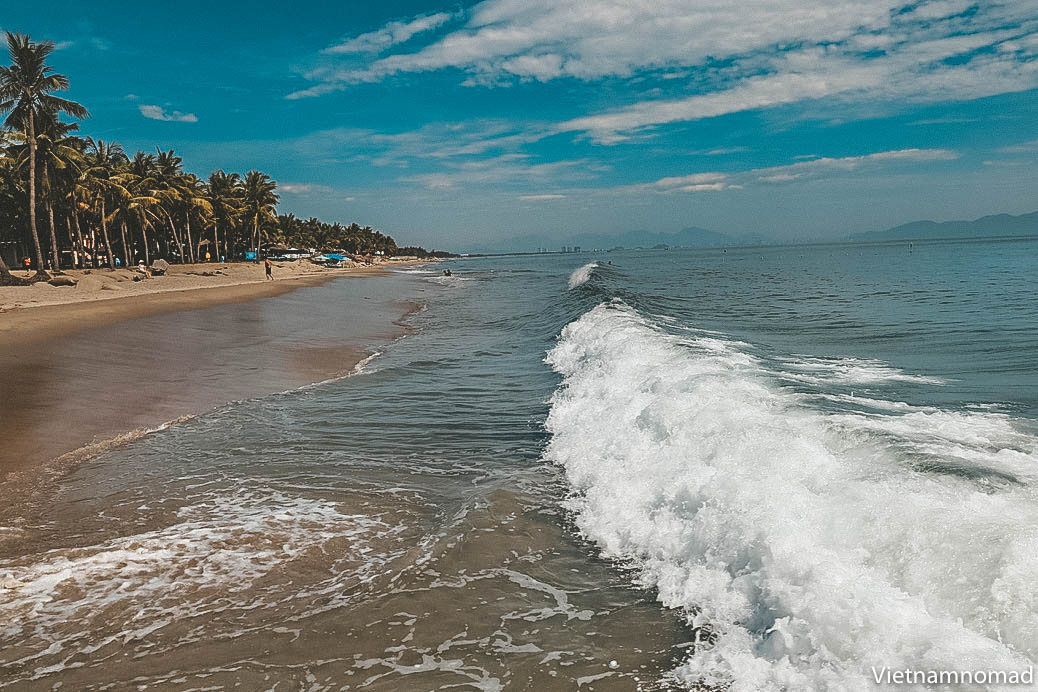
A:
<box><xmin>470</xmin><ymin>226</ymin><xmax>772</xmax><ymax>254</ymax></box>
<box><xmin>849</xmin><ymin>211</ymin><xmax>1038</xmax><ymax>242</ymax></box>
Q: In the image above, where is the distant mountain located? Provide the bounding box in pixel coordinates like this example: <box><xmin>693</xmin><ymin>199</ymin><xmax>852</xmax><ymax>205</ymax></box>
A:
<box><xmin>849</xmin><ymin>211</ymin><xmax>1038</xmax><ymax>242</ymax></box>
<box><xmin>468</xmin><ymin>226</ymin><xmax>772</xmax><ymax>254</ymax></box>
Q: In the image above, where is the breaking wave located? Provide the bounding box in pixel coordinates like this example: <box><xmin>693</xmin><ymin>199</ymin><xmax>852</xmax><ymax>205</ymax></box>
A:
<box><xmin>568</xmin><ymin>263</ymin><xmax>597</xmax><ymax>290</ymax></box>
<box><xmin>544</xmin><ymin>300</ymin><xmax>1038</xmax><ymax>691</ymax></box>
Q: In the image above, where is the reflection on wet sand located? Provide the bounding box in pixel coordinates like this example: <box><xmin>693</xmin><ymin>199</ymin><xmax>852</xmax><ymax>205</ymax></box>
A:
<box><xmin>1</xmin><ymin>481</ymin><xmax>690</xmax><ymax>691</ymax></box>
<box><xmin>0</xmin><ymin>275</ymin><xmax>413</xmax><ymax>477</ymax></box>
<box><xmin>0</xmin><ymin>274</ymin><xmax>417</xmax><ymax>537</ymax></box>
<box><xmin>0</xmin><ymin>266</ymin><xmax>696</xmax><ymax>691</ymax></box>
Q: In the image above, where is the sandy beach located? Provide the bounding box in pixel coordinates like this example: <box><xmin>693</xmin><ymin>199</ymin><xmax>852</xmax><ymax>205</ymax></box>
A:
<box><xmin>0</xmin><ymin>261</ymin><xmax>425</xmax><ymax>522</ymax></box>
<box><xmin>0</xmin><ymin>259</ymin><xmax>426</xmax><ymax>344</ymax></box>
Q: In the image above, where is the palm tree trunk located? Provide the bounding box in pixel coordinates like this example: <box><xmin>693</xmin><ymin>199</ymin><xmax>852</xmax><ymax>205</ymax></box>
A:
<box><xmin>138</xmin><ymin>213</ymin><xmax>151</xmax><ymax>266</ymax></box>
<box><xmin>166</xmin><ymin>214</ymin><xmax>185</xmax><ymax>263</ymax></box>
<box><xmin>185</xmin><ymin>211</ymin><xmax>195</xmax><ymax>264</ymax></box>
<box><xmin>120</xmin><ymin>219</ymin><xmax>133</xmax><ymax>266</ymax></box>
<box><xmin>99</xmin><ymin>197</ymin><xmax>115</xmax><ymax>268</ymax></box>
<box><xmin>72</xmin><ymin>212</ymin><xmax>86</xmax><ymax>269</ymax></box>
<box><xmin>26</xmin><ymin>109</ymin><xmax>47</xmax><ymax>280</ymax></box>
<box><xmin>79</xmin><ymin>213</ymin><xmax>96</xmax><ymax>268</ymax></box>
<box><xmin>213</xmin><ymin>223</ymin><xmax>221</xmax><ymax>263</ymax></box>
<box><xmin>253</xmin><ymin>215</ymin><xmax>259</xmax><ymax>262</ymax></box>
<box><xmin>65</xmin><ymin>215</ymin><xmax>78</xmax><ymax>268</ymax></box>
<box><xmin>48</xmin><ymin>202</ymin><xmax>61</xmax><ymax>271</ymax></box>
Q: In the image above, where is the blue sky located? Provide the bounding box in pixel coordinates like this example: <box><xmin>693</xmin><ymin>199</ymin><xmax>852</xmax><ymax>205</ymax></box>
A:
<box><xmin>4</xmin><ymin>0</ymin><xmax>1038</xmax><ymax>250</ymax></box>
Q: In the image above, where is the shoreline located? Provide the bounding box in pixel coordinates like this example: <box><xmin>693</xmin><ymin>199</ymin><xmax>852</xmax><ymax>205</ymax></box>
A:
<box><xmin>0</xmin><ymin>260</ymin><xmax>429</xmax><ymax>345</ymax></box>
<box><xmin>0</xmin><ymin>272</ymin><xmax>341</xmax><ymax>347</ymax></box>
<box><xmin>0</xmin><ymin>265</ymin><xmax>425</xmax><ymax>532</ymax></box>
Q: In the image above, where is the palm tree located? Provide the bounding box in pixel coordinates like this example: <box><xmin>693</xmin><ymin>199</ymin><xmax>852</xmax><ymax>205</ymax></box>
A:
<box><xmin>27</xmin><ymin>115</ymin><xmax>83</xmax><ymax>270</ymax></box>
<box><xmin>241</xmin><ymin>170</ymin><xmax>278</xmax><ymax>261</ymax></box>
<box><xmin>207</xmin><ymin>170</ymin><xmax>242</xmax><ymax>261</ymax></box>
<box><xmin>0</xmin><ymin>31</ymin><xmax>88</xmax><ymax>280</ymax></box>
<box><xmin>179</xmin><ymin>172</ymin><xmax>212</xmax><ymax>263</ymax></box>
<box><xmin>82</xmin><ymin>138</ymin><xmax>128</xmax><ymax>268</ymax></box>
<box><xmin>125</xmin><ymin>150</ymin><xmax>162</xmax><ymax>264</ymax></box>
<box><xmin>152</xmin><ymin>148</ymin><xmax>188</xmax><ymax>262</ymax></box>
<box><xmin>0</xmin><ymin>133</ymin><xmax>29</xmax><ymax>284</ymax></box>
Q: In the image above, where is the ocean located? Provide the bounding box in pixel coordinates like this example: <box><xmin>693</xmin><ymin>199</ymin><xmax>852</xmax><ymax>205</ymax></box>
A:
<box><xmin>2</xmin><ymin>237</ymin><xmax>1037</xmax><ymax>690</ymax></box>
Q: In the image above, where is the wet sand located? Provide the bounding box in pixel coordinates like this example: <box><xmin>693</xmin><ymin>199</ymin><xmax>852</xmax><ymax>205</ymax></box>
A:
<box><xmin>0</xmin><ymin>262</ymin><xmax>698</xmax><ymax>691</ymax></box>
<box><xmin>0</xmin><ymin>270</ymin><xmax>422</xmax><ymax>525</ymax></box>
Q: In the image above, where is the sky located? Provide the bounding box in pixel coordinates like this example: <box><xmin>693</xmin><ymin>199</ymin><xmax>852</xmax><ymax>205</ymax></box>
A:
<box><xmin>3</xmin><ymin>0</ymin><xmax>1038</xmax><ymax>251</ymax></box>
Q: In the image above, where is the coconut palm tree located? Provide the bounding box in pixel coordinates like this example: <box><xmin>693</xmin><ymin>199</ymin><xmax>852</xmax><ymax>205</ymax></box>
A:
<box><xmin>82</xmin><ymin>138</ymin><xmax>129</xmax><ymax>268</ymax></box>
<box><xmin>207</xmin><ymin>170</ymin><xmax>241</xmax><ymax>261</ymax></box>
<box><xmin>26</xmin><ymin>115</ymin><xmax>83</xmax><ymax>270</ymax></box>
<box><xmin>0</xmin><ymin>134</ymin><xmax>29</xmax><ymax>284</ymax></box>
<box><xmin>148</xmin><ymin>148</ymin><xmax>184</xmax><ymax>262</ymax></box>
<box><xmin>124</xmin><ymin>150</ymin><xmax>165</xmax><ymax>264</ymax></box>
<box><xmin>0</xmin><ymin>31</ymin><xmax>88</xmax><ymax>280</ymax></box>
<box><xmin>241</xmin><ymin>170</ymin><xmax>278</xmax><ymax>260</ymax></box>
<box><xmin>179</xmin><ymin>172</ymin><xmax>213</xmax><ymax>263</ymax></box>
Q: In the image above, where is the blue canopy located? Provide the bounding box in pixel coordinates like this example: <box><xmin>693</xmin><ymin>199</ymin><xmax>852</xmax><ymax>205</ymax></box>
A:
<box><xmin>326</xmin><ymin>253</ymin><xmax>348</xmax><ymax>261</ymax></box>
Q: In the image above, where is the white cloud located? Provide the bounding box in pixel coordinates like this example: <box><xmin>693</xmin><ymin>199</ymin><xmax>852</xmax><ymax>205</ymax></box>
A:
<box><xmin>705</xmin><ymin>146</ymin><xmax>751</xmax><ymax>156</ymax></box>
<box><xmin>323</xmin><ymin>12</ymin><xmax>453</xmax><ymax>55</ymax></box>
<box><xmin>998</xmin><ymin>138</ymin><xmax>1038</xmax><ymax>153</ymax></box>
<box><xmin>401</xmin><ymin>156</ymin><xmax>593</xmax><ymax>190</ymax></box>
<box><xmin>519</xmin><ymin>193</ymin><xmax>566</xmax><ymax>201</ymax></box>
<box><xmin>652</xmin><ymin>172</ymin><xmax>729</xmax><ymax>189</ymax></box>
<box><xmin>53</xmin><ymin>36</ymin><xmax>111</xmax><ymax>51</ymax></box>
<box><xmin>679</xmin><ymin>183</ymin><xmax>730</xmax><ymax>192</ymax></box>
<box><xmin>750</xmin><ymin>148</ymin><xmax>960</xmax><ymax>182</ymax></box>
<box><xmin>291</xmin><ymin>0</ymin><xmax>1038</xmax><ymax>144</ymax></box>
<box><xmin>139</xmin><ymin>104</ymin><xmax>198</xmax><ymax>123</ymax></box>
<box><xmin>629</xmin><ymin>148</ymin><xmax>958</xmax><ymax>193</ymax></box>
<box><xmin>280</xmin><ymin>183</ymin><xmax>333</xmax><ymax>194</ymax></box>
<box><xmin>317</xmin><ymin>0</ymin><xmax>899</xmax><ymax>85</ymax></box>
<box><xmin>556</xmin><ymin>69</ymin><xmax>882</xmax><ymax>143</ymax></box>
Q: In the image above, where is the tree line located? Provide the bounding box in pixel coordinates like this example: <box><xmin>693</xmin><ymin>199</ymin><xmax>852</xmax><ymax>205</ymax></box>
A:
<box><xmin>0</xmin><ymin>32</ymin><xmax>445</xmax><ymax>286</ymax></box>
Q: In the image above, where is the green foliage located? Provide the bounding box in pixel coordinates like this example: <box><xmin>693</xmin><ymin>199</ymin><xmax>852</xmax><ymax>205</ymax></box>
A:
<box><xmin>0</xmin><ymin>32</ymin><xmax>445</xmax><ymax>271</ymax></box>
<box><xmin>274</xmin><ymin>215</ymin><xmax>400</xmax><ymax>255</ymax></box>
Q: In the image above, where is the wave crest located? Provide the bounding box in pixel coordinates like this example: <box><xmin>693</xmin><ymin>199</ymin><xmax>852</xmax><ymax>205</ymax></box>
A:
<box><xmin>544</xmin><ymin>301</ymin><xmax>1038</xmax><ymax>690</ymax></box>
<box><xmin>567</xmin><ymin>262</ymin><xmax>598</xmax><ymax>289</ymax></box>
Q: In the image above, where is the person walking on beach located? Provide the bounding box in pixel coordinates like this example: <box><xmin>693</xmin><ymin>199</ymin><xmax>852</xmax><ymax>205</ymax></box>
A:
<box><xmin>265</xmin><ymin>257</ymin><xmax>273</xmax><ymax>280</ymax></box>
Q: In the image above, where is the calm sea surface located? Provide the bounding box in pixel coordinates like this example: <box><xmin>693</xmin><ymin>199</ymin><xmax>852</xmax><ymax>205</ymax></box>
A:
<box><xmin>2</xmin><ymin>237</ymin><xmax>1037</xmax><ymax>690</ymax></box>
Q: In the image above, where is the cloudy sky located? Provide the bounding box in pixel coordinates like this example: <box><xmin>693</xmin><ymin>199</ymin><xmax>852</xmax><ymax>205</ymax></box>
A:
<box><xmin>6</xmin><ymin>1</ymin><xmax>1038</xmax><ymax>250</ymax></box>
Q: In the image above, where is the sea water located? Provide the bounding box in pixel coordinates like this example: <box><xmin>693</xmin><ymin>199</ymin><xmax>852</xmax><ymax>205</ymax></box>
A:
<box><xmin>1</xmin><ymin>237</ymin><xmax>1037</xmax><ymax>690</ymax></box>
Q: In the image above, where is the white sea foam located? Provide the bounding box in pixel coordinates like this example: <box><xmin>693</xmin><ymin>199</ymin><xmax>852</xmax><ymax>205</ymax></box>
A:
<box><xmin>779</xmin><ymin>355</ymin><xmax>946</xmax><ymax>385</ymax></box>
<box><xmin>427</xmin><ymin>273</ymin><xmax>472</xmax><ymax>286</ymax></box>
<box><xmin>567</xmin><ymin>263</ymin><xmax>598</xmax><ymax>290</ymax></box>
<box><xmin>544</xmin><ymin>301</ymin><xmax>1038</xmax><ymax>691</ymax></box>
<box><xmin>0</xmin><ymin>489</ymin><xmax>406</xmax><ymax>679</ymax></box>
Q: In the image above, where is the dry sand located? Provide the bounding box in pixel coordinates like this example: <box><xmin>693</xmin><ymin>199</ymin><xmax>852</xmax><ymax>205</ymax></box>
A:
<box><xmin>0</xmin><ymin>259</ymin><xmax>344</xmax><ymax>312</ymax></box>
